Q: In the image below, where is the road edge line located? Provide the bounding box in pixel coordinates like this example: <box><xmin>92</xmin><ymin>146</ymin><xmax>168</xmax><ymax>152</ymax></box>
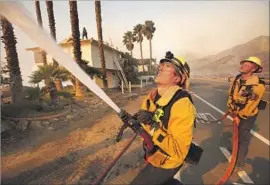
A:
<box><xmin>219</xmin><ymin>147</ymin><xmax>254</xmax><ymax>184</ymax></box>
<box><xmin>191</xmin><ymin>92</ymin><xmax>270</xmax><ymax>146</ymax></box>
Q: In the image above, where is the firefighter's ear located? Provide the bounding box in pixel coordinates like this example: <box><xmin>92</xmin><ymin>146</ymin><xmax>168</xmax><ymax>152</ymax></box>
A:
<box><xmin>173</xmin><ymin>75</ymin><xmax>181</xmax><ymax>84</ymax></box>
<box><xmin>251</xmin><ymin>63</ymin><xmax>258</xmax><ymax>73</ymax></box>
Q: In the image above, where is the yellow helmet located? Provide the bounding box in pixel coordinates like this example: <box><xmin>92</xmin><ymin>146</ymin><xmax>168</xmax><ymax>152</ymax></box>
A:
<box><xmin>175</xmin><ymin>56</ymin><xmax>190</xmax><ymax>77</ymax></box>
<box><xmin>160</xmin><ymin>51</ymin><xmax>191</xmax><ymax>90</ymax></box>
<box><xmin>160</xmin><ymin>51</ymin><xmax>190</xmax><ymax>77</ymax></box>
<box><xmin>240</xmin><ymin>56</ymin><xmax>262</xmax><ymax>73</ymax></box>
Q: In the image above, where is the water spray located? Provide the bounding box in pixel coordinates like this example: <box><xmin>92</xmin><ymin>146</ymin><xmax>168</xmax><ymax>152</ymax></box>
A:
<box><xmin>0</xmin><ymin>2</ymin><xmax>120</xmax><ymax>113</ymax></box>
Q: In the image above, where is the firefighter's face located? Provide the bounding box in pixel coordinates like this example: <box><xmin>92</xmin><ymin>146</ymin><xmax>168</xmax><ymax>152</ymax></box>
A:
<box><xmin>155</xmin><ymin>62</ymin><xmax>181</xmax><ymax>85</ymax></box>
<box><xmin>239</xmin><ymin>61</ymin><xmax>257</xmax><ymax>74</ymax></box>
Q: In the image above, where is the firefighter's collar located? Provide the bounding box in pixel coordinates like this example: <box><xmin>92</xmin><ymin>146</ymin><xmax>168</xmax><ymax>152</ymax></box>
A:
<box><xmin>238</xmin><ymin>75</ymin><xmax>259</xmax><ymax>85</ymax></box>
<box><xmin>156</xmin><ymin>85</ymin><xmax>181</xmax><ymax>106</ymax></box>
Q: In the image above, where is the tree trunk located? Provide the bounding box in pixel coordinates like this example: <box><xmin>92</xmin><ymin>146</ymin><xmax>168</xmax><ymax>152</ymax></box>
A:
<box><xmin>149</xmin><ymin>39</ymin><xmax>152</xmax><ymax>75</ymax></box>
<box><xmin>46</xmin><ymin>1</ymin><xmax>56</xmax><ymax>40</ymax></box>
<box><xmin>54</xmin><ymin>78</ymin><xmax>63</xmax><ymax>91</ymax></box>
<box><xmin>130</xmin><ymin>50</ymin><xmax>133</xmax><ymax>58</ymax></box>
<box><xmin>140</xmin><ymin>41</ymin><xmax>145</xmax><ymax>73</ymax></box>
<box><xmin>69</xmin><ymin>1</ymin><xmax>85</xmax><ymax>98</ymax></box>
<box><xmin>75</xmin><ymin>79</ymin><xmax>85</xmax><ymax>97</ymax></box>
<box><xmin>46</xmin><ymin>1</ymin><xmax>62</xmax><ymax>90</ymax></box>
<box><xmin>48</xmin><ymin>82</ymin><xmax>58</xmax><ymax>105</ymax></box>
<box><xmin>34</xmin><ymin>0</ymin><xmax>47</xmax><ymax>65</ymax></box>
<box><xmin>46</xmin><ymin>0</ymin><xmax>57</xmax><ymax>68</ymax></box>
<box><xmin>95</xmin><ymin>0</ymin><xmax>108</xmax><ymax>89</ymax></box>
<box><xmin>1</xmin><ymin>17</ymin><xmax>23</xmax><ymax>104</ymax></box>
<box><xmin>35</xmin><ymin>1</ymin><xmax>43</xmax><ymax>27</ymax></box>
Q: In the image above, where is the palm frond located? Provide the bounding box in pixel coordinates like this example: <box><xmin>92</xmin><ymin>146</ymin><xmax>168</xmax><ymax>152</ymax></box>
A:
<box><xmin>143</xmin><ymin>20</ymin><xmax>156</xmax><ymax>40</ymax></box>
<box><xmin>133</xmin><ymin>24</ymin><xmax>144</xmax><ymax>43</ymax></box>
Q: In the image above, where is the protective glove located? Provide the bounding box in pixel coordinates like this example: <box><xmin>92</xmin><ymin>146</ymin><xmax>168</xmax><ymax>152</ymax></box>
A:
<box><xmin>118</xmin><ymin>109</ymin><xmax>154</xmax><ymax>153</ymax></box>
<box><xmin>118</xmin><ymin>109</ymin><xmax>132</xmax><ymax>124</ymax></box>
<box><xmin>134</xmin><ymin>109</ymin><xmax>154</xmax><ymax>125</ymax></box>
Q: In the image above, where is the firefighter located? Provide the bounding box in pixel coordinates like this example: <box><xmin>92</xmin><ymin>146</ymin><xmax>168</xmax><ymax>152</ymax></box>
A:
<box><xmin>82</xmin><ymin>27</ymin><xmax>88</xmax><ymax>40</ymax></box>
<box><xmin>119</xmin><ymin>51</ymin><xmax>196</xmax><ymax>185</ymax></box>
<box><xmin>227</xmin><ymin>56</ymin><xmax>265</xmax><ymax>168</ymax></box>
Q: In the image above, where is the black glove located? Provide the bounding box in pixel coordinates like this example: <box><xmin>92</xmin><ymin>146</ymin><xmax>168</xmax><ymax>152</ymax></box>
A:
<box><xmin>134</xmin><ymin>109</ymin><xmax>154</xmax><ymax>125</ymax></box>
<box><xmin>118</xmin><ymin>109</ymin><xmax>132</xmax><ymax>124</ymax></box>
<box><xmin>118</xmin><ymin>109</ymin><xmax>154</xmax><ymax>153</ymax></box>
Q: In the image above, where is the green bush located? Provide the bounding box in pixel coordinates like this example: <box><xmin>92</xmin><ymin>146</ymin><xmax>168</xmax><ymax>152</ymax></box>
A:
<box><xmin>2</xmin><ymin>100</ymin><xmax>39</xmax><ymax>117</ymax></box>
<box><xmin>25</xmin><ymin>87</ymin><xmax>41</xmax><ymax>100</ymax></box>
<box><xmin>57</xmin><ymin>90</ymin><xmax>73</xmax><ymax>99</ymax></box>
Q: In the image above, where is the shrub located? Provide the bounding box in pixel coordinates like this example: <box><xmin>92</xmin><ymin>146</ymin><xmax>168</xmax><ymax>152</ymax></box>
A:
<box><xmin>57</xmin><ymin>90</ymin><xmax>73</xmax><ymax>99</ymax></box>
<box><xmin>25</xmin><ymin>87</ymin><xmax>41</xmax><ymax>100</ymax></box>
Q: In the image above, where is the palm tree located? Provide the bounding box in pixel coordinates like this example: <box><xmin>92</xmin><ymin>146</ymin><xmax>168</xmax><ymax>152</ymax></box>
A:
<box><xmin>29</xmin><ymin>64</ymin><xmax>69</xmax><ymax>104</ymax></box>
<box><xmin>0</xmin><ymin>17</ymin><xmax>23</xmax><ymax>104</ymax></box>
<box><xmin>66</xmin><ymin>59</ymin><xmax>102</xmax><ymax>90</ymax></box>
<box><xmin>133</xmin><ymin>24</ymin><xmax>145</xmax><ymax>72</ymax></box>
<box><xmin>120</xmin><ymin>52</ymin><xmax>138</xmax><ymax>83</ymax></box>
<box><xmin>45</xmin><ymin>1</ymin><xmax>63</xmax><ymax>91</ymax></box>
<box><xmin>123</xmin><ymin>31</ymin><xmax>135</xmax><ymax>57</ymax></box>
<box><xmin>95</xmin><ymin>1</ymin><xmax>108</xmax><ymax>89</ymax></box>
<box><xmin>69</xmin><ymin>1</ymin><xmax>85</xmax><ymax>98</ymax></box>
<box><xmin>34</xmin><ymin>0</ymin><xmax>47</xmax><ymax>65</ymax></box>
<box><xmin>143</xmin><ymin>20</ymin><xmax>156</xmax><ymax>74</ymax></box>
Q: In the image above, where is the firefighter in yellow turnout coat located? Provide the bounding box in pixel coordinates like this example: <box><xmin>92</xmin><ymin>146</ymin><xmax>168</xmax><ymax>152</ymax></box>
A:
<box><xmin>119</xmin><ymin>51</ymin><xmax>196</xmax><ymax>185</ymax></box>
<box><xmin>140</xmin><ymin>85</ymin><xmax>195</xmax><ymax>169</ymax></box>
<box><xmin>227</xmin><ymin>56</ymin><xmax>265</xmax><ymax>167</ymax></box>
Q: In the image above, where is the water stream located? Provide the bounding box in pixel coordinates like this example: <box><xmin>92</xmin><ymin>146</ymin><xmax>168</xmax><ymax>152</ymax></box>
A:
<box><xmin>0</xmin><ymin>2</ymin><xmax>121</xmax><ymax>113</ymax></box>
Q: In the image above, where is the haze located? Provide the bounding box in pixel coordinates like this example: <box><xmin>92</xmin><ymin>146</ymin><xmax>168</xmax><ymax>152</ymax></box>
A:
<box><xmin>0</xmin><ymin>1</ymin><xmax>269</xmax><ymax>86</ymax></box>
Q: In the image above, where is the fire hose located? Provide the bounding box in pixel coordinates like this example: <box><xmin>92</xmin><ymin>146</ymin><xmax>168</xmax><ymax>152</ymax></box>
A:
<box><xmin>216</xmin><ymin>116</ymin><xmax>239</xmax><ymax>185</ymax></box>
<box><xmin>195</xmin><ymin>110</ymin><xmax>230</xmax><ymax>123</ymax></box>
<box><xmin>194</xmin><ymin>110</ymin><xmax>239</xmax><ymax>184</ymax></box>
<box><xmin>115</xmin><ymin>110</ymin><xmax>239</xmax><ymax>185</ymax></box>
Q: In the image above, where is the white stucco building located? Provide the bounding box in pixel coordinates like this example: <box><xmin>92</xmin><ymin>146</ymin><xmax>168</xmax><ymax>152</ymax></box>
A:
<box><xmin>26</xmin><ymin>37</ymin><xmax>123</xmax><ymax>88</ymax></box>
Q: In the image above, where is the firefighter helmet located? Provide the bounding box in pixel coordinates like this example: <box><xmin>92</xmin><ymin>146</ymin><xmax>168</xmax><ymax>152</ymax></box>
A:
<box><xmin>240</xmin><ymin>56</ymin><xmax>262</xmax><ymax>73</ymax></box>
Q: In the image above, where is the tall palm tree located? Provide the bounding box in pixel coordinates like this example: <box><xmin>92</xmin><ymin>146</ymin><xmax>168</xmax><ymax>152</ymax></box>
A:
<box><xmin>133</xmin><ymin>24</ymin><xmax>145</xmax><ymax>72</ymax></box>
<box><xmin>95</xmin><ymin>1</ymin><xmax>108</xmax><ymax>88</ymax></box>
<box><xmin>143</xmin><ymin>20</ymin><xmax>156</xmax><ymax>75</ymax></box>
<box><xmin>69</xmin><ymin>1</ymin><xmax>85</xmax><ymax>98</ymax></box>
<box><xmin>0</xmin><ymin>17</ymin><xmax>23</xmax><ymax>104</ymax></box>
<box><xmin>45</xmin><ymin>1</ymin><xmax>63</xmax><ymax>90</ymax></box>
<box><xmin>123</xmin><ymin>31</ymin><xmax>135</xmax><ymax>57</ymax></box>
<box><xmin>34</xmin><ymin>0</ymin><xmax>47</xmax><ymax>65</ymax></box>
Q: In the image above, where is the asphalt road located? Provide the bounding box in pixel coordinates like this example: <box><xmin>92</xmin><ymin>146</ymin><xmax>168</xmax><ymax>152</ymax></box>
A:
<box><xmin>180</xmin><ymin>79</ymin><xmax>270</xmax><ymax>185</ymax></box>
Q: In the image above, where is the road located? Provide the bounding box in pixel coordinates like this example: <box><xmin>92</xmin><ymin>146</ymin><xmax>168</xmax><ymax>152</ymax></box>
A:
<box><xmin>104</xmin><ymin>79</ymin><xmax>269</xmax><ymax>185</ymax></box>
<box><xmin>179</xmin><ymin>79</ymin><xmax>269</xmax><ymax>185</ymax></box>
<box><xmin>1</xmin><ymin>80</ymin><xmax>268</xmax><ymax>185</ymax></box>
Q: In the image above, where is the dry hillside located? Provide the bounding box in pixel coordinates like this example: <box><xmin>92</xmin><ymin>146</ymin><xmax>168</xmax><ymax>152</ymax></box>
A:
<box><xmin>189</xmin><ymin>36</ymin><xmax>269</xmax><ymax>78</ymax></box>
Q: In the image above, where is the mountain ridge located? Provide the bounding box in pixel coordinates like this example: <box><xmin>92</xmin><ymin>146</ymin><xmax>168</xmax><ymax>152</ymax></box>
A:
<box><xmin>189</xmin><ymin>35</ymin><xmax>269</xmax><ymax>77</ymax></box>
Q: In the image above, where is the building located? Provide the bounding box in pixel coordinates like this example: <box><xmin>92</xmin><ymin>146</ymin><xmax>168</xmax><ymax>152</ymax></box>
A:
<box><xmin>137</xmin><ymin>58</ymin><xmax>157</xmax><ymax>73</ymax></box>
<box><xmin>26</xmin><ymin>37</ymin><xmax>124</xmax><ymax>88</ymax></box>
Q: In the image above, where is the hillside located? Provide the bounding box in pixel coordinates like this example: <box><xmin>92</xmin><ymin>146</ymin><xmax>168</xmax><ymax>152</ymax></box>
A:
<box><xmin>189</xmin><ymin>36</ymin><xmax>269</xmax><ymax>77</ymax></box>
